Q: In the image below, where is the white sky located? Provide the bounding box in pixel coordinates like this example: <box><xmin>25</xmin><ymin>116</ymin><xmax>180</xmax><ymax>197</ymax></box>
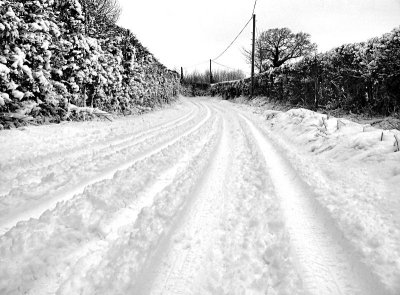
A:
<box><xmin>118</xmin><ymin>0</ymin><xmax>400</xmax><ymax>76</ymax></box>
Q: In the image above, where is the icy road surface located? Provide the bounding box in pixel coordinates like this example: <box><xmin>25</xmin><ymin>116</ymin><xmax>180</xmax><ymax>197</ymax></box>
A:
<box><xmin>0</xmin><ymin>97</ymin><xmax>399</xmax><ymax>295</ymax></box>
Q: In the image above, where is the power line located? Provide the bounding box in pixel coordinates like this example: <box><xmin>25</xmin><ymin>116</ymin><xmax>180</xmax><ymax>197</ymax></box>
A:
<box><xmin>213</xmin><ymin>15</ymin><xmax>253</xmax><ymax>61</ymax></box>
<box><xmin>183</xmin><ymin>60</ymin><xmax>209</xmax><ymax>70</ymax></box>
<box><xmin>185</xmin><ymin>0</ymin><xmax>258</xmax><ymax>71</ymax></box>
<box><xmin>213</xmin><ymin>0</ymin><xmax>258</xmax><ymax>62</ymax></box>
<box><xmin>212</xmin><ymin>60</ymin><xmax>237</xmax><ymax>71</ymax></box>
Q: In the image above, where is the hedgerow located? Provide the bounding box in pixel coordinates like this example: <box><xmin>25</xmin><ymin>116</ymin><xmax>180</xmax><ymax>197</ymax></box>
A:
<box><xmin>212</xmin><ymin>27</ymin><xmax>400</xmax><ymax>115</ymax></box>
<box><xmin>0</xmin><ymin>0</ymin><xmax>179</xmax><ymax>127</ymax></box>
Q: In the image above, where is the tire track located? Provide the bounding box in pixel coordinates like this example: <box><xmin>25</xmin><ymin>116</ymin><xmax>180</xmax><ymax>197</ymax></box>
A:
<box><xmin>195</xmin><ymin>111</ymin><xmax>305</xmax><ymax>295</ymax></box>
<box><xmin>0</xmin><ymin>101</ymin><xmax>216</xmax><ymax>294</ymax></box>
<box><xmin>55</xmin><ymin>104</ymin><xmax>223</xmax><ymax>295</ymax></box>
<box><xmin>144</xmin><ymin>104</ymin><xmax>231</xmax><ymax>295</ymax></box>
<box><xmin>0</xmin><ymin>100</ymin><xmax>197</xmax><ymax>171</ymax></box>
<box><xmin>0</xmin><ymin>101</ymin><xmax>200</xmax><ymax>195</ymax></box>
<box><xmin>26</xmin><ymin>110</ymin><xmax>219</xmax><ymax>295</ymax></box>
<box><xmin>3</xmin><ymin>97</ymin><xmax>390</xmax><ymax>295</ymax></box>
<box><xmin>0</xmin><ymin>102</ymin><xmax>209</xmax><ymax>235</ymax></box>
<box><xmin>239</xmin><ymin>113</ymin><xmax>389</xmax><ymax>295</ymax></box>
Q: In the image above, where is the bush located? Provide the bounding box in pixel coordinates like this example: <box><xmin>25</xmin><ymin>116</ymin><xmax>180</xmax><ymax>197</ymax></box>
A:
<box><xmin>0</xmin><ymin>0</ymin><xmax>180</xmax><ymax>125</ymax></box>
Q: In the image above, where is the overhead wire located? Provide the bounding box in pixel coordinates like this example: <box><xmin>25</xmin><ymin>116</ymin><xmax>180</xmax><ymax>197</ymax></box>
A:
<box><xmin>212</xmin><ymin>60</ymin><xmax>237</xmax><ymax>71</ymax></box>
<box><xmin>212</xmin><ymin>0</ymin><xmax>258</xmax><ymax>62</ymax></box>
<box><xmin>183</xmin><ymin>60</ymin><xmax>209</xmax><ymax>70</ymax></box>
<box><xmin>212</xmin><ymin>15</ymin><xmax>253</xmax><ymax>61</ymax></box>
<box><xmin>185</xmin><ymin>0</ymin><xmax>259</xmax><ymax>72</ymax></box>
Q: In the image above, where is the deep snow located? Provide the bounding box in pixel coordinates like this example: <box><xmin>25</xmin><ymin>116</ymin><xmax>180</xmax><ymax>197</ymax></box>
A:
<box><xmin>0</xmin><ymin>97</ymin><xmax>399</xmax><ymax>295</ymax></box>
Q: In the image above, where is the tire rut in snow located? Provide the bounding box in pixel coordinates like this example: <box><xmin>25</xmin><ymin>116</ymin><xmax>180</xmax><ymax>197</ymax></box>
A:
<box><xmin>0</xmin><ymin>101</ymin><xmax>214</xmax><ymax>294</ymax></box>
<box><xmin>0</xmin><ymin>102</ymin><xmax>199</xmax><ymax>189</ymax></box>
<box><xmin>0</xmin><ymin>102</ymin><xmax>207</xmax><ymax>234</ymax></box>
<box><xmin>240</xmin><ymin>113</ymin><xmax>390</xmax><ymax>295</ymax></box>
<box><xmin>195</xmin><ymin>107</ymin><xmax>303</xmax><ymax>295</ymax></box>
<box><xmin>28</xmin><ymin>114</ymin><xmax>220</xmax><ymax>295</ymax></box>
<box><xmin>0</xmin><ymin>102</ymin><xmax>198</xmax><ymax>184</ymax></box>
<box><xmin>57</xmin><ymin>110</ymin><xmax>222</xmax><ymax>295</ymax></box>
<box><xmin>0</xmin><ymin>100</ymin><xmax>198</xmax><ymax>173</ymax></box>
<box><xmin>141</xmin><ymin>104</ymin><xmax>231</xmax><ymax>295</ymax></box>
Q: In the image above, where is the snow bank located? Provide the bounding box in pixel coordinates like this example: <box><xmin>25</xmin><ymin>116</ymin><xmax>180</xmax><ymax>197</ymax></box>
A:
<box><xmin>237</xmin><ymin>103</ymin><xmax>400</xmax><ymax>292</ymax></box>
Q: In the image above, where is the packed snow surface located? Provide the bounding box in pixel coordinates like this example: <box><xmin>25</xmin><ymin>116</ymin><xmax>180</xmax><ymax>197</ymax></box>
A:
<box><xmin>0</xmin><ymin>97</ymin><xmax>399</xmax><ymax>295</ymax></box>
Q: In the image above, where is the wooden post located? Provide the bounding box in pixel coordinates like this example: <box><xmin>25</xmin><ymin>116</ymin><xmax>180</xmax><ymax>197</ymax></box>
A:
<box><xmin>251</xmin><ymin>14</ymin><xmax>256</xmax><ymax>97</ymax></box>
<box><xmin>314</xmin><ymin>76</ymin><xmax>319</xmax><ymax>109</ymax></box>
<box><xmin>209</xmin><ymin>59</ymin><xmax>213</xmax><ymax>84</ymax></box>
<box><xmin>180</xmin><ymin>67</ymin><xmax>184</xmax><ymax>82</ymax></box>
<box><xmin>314</xmin><ymin>56</ymin><xmax>319</xmax><ymax>110</ymax></box>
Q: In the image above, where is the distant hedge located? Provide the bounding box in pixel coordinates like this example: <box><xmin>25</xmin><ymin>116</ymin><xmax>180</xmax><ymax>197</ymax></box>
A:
<box><xmin>0</xmin><ymin>0</ymin><xmax>179</xmax><ymax>126</ymax></box>
<box><xmin>211</xmin><ymin>27</ymin><xmax>400</xmax><ymax>115</ymax></box>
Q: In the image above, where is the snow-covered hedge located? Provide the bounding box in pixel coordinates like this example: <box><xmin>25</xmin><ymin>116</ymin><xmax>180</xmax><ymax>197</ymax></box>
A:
<box><xmin>0</xmin><ymin>0</ymin><xmax>179</xmax><ymax>126</ymax></box>
<box><xmin>211</xmin><ymin>27</ymin><xmax>400</xmax><ymax>115</ymax></box>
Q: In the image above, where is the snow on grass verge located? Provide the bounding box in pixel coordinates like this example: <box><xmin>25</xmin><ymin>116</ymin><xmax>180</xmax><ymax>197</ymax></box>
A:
<box><xmin>232</xmin><ymin>101</ymin><xmax>400</xmax><ymax>293</ymax></box>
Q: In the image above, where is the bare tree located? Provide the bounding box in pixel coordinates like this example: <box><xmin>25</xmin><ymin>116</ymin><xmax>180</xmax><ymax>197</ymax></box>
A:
<box><xmin>80</xmin><ymin>0</ymin><xmax>122</xmax><ymax>35</ymax></box>
<box><xmin>244</xmin><ymin>27</ymin><xmax>317</xmax><ymax>70</ymax></box>
<box><xmin>243</xmin><ymin>34</ymin><xmax>267</xmax><ymax>73</ymax></box>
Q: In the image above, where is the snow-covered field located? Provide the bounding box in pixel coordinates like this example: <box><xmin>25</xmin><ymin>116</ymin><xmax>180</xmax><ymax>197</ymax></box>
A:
<box><xmin>0</xmin><ymin>97</ymin><xmax>399</xmax><ymax>294</ymax></box>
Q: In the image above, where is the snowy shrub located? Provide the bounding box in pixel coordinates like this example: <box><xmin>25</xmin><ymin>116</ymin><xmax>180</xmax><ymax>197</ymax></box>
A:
<box><xmin>0</xmin><ymin>0</ymin><xmax>180</xmax><ymax>124</ymax></box>
<box><xmin>212</xmin><ymin>27</ymin><xmax>400</xmax><ymax>115</ymax></box>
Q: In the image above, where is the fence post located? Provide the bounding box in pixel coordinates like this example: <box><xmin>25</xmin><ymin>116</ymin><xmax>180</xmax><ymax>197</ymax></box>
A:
<box><xmin>314</xmin><ymin>56</ymin><xmax>319</xmax><ymax>109</ymax></box>
<box><xmin>180</xmin><ymin>67</ymin><xmax>184</xmax><ymax>82</ymax></box>
<box><xmin>209</xmin><ymin>59</ymin><xmax>213</xmax><ymax>84</ymax></box>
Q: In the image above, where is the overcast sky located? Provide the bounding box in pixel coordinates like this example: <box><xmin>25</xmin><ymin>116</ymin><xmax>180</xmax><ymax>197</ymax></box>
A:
<box><xmin>118</xmin><ymin>0</ymin><xmax>400</xmax><ymax>76</ymax></box>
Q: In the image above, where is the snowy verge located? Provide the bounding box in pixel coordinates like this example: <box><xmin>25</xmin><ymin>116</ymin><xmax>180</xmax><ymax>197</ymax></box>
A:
<box><xmin>230</xmin><ymin>100</ymin><xmax>400</xmax><ymax>293</ymax></box>
<box><xmin>232</xmin><ymin>96</ymin><xmax>400</xmax><ymax>130</ymax></box>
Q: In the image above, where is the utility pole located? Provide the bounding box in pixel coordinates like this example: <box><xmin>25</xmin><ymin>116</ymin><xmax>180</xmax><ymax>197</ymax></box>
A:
<box><xmin>251</xmin><ymin>14</ymin><xmax>256</xmax><ymax>97</ymax></box>
<box><xmin>209</xmin><ymin>59</ymin><xmax>213</xmax><ymax>84</ymax></box>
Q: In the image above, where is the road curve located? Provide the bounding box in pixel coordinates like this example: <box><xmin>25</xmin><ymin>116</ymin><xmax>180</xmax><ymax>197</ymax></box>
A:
<box><xmin>0</xmin><ymin>97</ymin><xmax>391</xmax><ymax>295</ymax></box>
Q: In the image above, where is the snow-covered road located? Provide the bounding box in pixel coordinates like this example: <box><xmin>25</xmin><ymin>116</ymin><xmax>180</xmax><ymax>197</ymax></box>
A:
<box><xmin>0</xmin><ymin>97</ymin><xmax>398</xmax><ymax>295</ymax></box>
